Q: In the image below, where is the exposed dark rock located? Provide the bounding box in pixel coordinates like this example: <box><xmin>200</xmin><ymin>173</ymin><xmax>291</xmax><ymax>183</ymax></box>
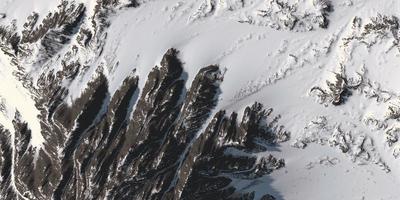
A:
<box><xmin>0</xmin><ymin>41</ymin><xmax>288</xmax><ymax>200</ymax></box>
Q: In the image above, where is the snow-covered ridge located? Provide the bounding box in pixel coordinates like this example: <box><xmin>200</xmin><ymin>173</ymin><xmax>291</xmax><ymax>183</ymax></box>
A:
<box><xmin>1</xmin><ymin>0</ymin><xmax>400</xmax><ymax>199</ymax></box>
<box><xmin>0</xmin><ymin>51</ymin><xmax>43</xmax><ymax>148</ymax></box>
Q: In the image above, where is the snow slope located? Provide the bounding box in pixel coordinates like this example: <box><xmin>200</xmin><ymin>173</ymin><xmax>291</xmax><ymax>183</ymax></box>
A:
<box><xmin>2</xmin><ymin>0</ymin><xmax>400</xmax><ymax>199</ymax></box>
<box><xmin>0</xmin><ymin>51</ymin><xmax>44</xmax><ymax>148</ymax></box>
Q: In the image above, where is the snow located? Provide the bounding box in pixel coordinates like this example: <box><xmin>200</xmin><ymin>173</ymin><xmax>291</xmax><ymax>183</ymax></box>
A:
<box><xmin>0</xmin><ymin>51</ymin><xmax>44</xmax><ymax>149</ymax></box>
<box><xmin>3</xmin><ymin>0</ymin><xmax>400</xmax><ymax>199</ymax></box>
<box><xmin>263</xmin><ymin>144</ymin><xmax>400</xmax><ymax>200</ymax></box>
<box><xmin>50</xmin><ymin>0</ymin><xmax>400</xmax><ymax>198</ymax></box>
<box><xmin>0</xmin><ymin>0</ymin><xmax>62</xmax><ymax>31</ymax></box>
<box><xmin>0</xmin><ymin>51</ymin><xmax>39</xmax><ymax>200</ymax></box>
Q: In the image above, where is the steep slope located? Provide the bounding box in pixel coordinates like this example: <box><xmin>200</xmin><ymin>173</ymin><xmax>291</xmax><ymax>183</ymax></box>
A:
<box><xmin>1</xmin><ymin>0</ymin><xmax>400</xmax><ymax>200</ymax></box>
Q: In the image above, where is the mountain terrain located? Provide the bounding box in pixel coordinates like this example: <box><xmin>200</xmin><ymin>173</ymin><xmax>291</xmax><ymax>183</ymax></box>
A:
<box><xmin>0</xmin><ymin>0</ymin><xmax>400</xmax><ymax>199</ymax></box>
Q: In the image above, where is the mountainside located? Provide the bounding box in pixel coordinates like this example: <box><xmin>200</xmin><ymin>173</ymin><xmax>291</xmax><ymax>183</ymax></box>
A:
<box><xmin>0</xmin><ymin>0</ymin><xmax>400</xmax><ymax>199</ymax></box>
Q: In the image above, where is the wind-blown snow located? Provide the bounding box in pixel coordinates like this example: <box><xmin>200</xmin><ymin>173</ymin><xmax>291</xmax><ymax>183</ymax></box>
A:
<box><xmin>0</xmin><ymin>0</ymin><xmax>62</xmax><ymax>32</ymax></box>
<box><xmin>3</xmin><ymin>0</ymin><xmax>400</xmax><ymax>199</ymax></box>
<box><xmin>0</xmin><ymin>51</ymin><xmax>44</xmax><ymax>148</ymax></box>
<box><xmin>96</xmin><ymin>0</ymin><xmax>400</xmax><ymax>199</ymax></box>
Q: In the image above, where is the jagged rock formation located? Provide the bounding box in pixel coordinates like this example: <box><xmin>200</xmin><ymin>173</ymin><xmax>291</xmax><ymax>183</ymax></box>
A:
<box><xmin>3</xmin><ymin>0</ymin><xmax>400</xmax><ymax>199</ymax></box>
<box><xmin>190</xmin><ymin>0</ymin><xmax>334</xmax><ymax>31</ymax></box>
<box><xmin>0</xmin><ymin>44</ymin><xmax>289</xmax><ymax>199</ymax></box>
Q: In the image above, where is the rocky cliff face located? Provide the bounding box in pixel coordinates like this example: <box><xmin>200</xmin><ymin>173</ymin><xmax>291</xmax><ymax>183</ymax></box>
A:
<box><xmin>0</xmin><ymin>46</ymin><xmax>289</xmax><ymax>199</ymax></box>
<box><xmin>0</xmin><ymin>1</ymin><xmax>290</xmax><ymax>198</ymax></box>
<box><xmin>2</xmin><ymin>0</ymin><xmax>400</xmax><ymax>199</ymax></box>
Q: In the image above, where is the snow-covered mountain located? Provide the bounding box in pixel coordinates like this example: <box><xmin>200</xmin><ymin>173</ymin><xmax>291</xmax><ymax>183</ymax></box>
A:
<box><xmin>0</xmin><ymin>0</ymin><xmax>400</xmax><ymax>199</ymax></box>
